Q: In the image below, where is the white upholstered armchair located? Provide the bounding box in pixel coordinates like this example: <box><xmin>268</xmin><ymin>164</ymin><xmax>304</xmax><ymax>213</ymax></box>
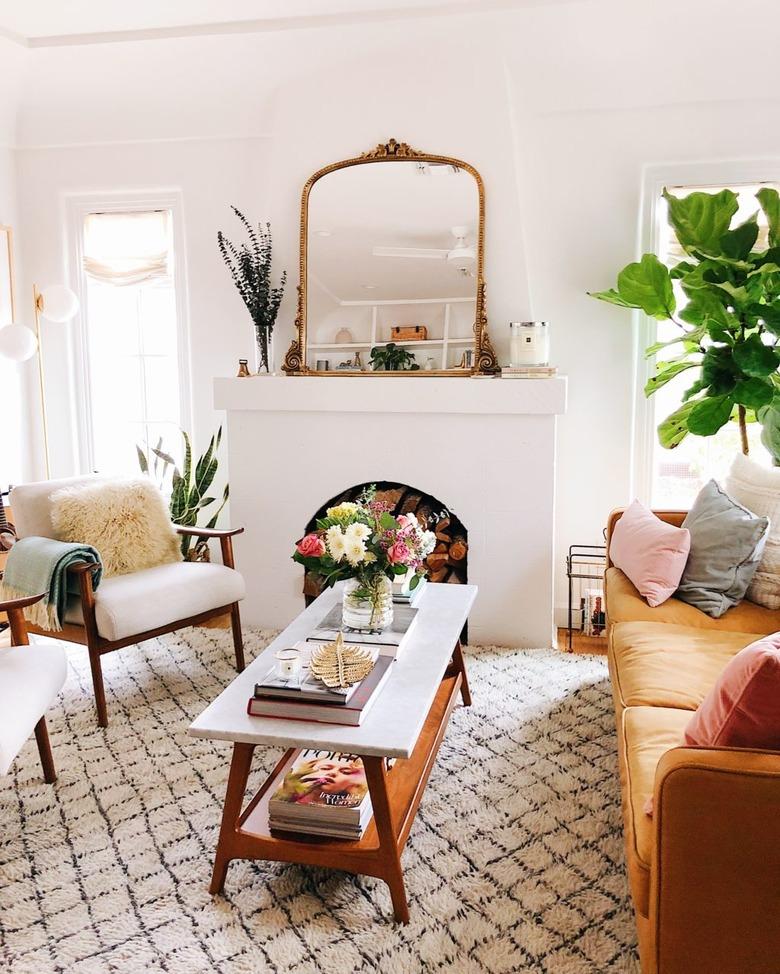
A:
<box><xmin>10</xmin><ymin>476</ymin><xmax>246</xmax><ymax>728</ymax></box>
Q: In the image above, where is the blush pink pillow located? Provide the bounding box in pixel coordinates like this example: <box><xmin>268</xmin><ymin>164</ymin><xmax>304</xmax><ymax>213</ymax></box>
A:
<box><xmin>684</xmin><ymin>634</ymin><xmax>780</xmax><ymax>749</ymax></box>
<box><xmin>610</xmin><ymin>500</ymin><xmax>691</xmax><ymax>607</ymax></box>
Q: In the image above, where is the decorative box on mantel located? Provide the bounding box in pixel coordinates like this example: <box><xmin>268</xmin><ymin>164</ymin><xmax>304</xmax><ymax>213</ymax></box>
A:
<box><xmin>214</xmin><ymin>375</ymin><xmax>567</xmax><ymax>648</ymax></box>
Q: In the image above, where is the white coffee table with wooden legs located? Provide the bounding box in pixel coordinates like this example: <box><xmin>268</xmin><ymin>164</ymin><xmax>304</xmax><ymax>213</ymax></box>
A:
<box><xmin>189</xmin><ymin>581</ymin><xmax>477</xmax><ymax>923</ymax></box>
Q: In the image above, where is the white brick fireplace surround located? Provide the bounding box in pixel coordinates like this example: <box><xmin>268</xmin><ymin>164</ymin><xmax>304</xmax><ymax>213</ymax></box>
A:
<box><xmin>215</xmin><ymin>376</ymin><xmax>567</xmax><ymax>647</ymax></box>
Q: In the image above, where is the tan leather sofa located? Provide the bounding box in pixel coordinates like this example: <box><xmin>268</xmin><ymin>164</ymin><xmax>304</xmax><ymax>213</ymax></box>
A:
<box><xmin>605</xmin><ymin>509</ymin><xmax>780</xmax><ymax>974</ymax></box>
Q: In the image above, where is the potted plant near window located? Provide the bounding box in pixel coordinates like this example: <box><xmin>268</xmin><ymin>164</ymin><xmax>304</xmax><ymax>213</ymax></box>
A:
<box><xmin>218</xmin><ymin>207</ymin><xmax>286</xmax><ymax>374</ymax></box>
<box><xmin>589</xmin><ymin>186</ymin><xmax>780</xmax><ymax>462</ymax></box>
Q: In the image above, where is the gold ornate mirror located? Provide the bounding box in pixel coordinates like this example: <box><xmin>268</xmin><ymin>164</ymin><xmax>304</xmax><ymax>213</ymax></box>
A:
<box><xmin>283</xmin><ymin>139</ymin><xmax>498</xmax><ymax>376</ymax></box>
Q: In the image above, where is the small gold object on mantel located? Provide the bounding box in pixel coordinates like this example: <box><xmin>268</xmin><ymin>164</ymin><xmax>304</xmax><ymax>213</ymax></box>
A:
<box><xmin>309</xmin><ymin>631</ymin><xmax>375</xmax><ymax>688</ymax></box>
<box><xmin>236</xmin><ymin>359</ymin><xmax>251</xmax><ymax>377</ymax></box>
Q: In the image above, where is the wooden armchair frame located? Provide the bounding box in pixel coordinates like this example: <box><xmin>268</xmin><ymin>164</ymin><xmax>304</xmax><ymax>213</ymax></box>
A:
<box><xmin>25</xmin><ymin>526</ymin><xmax>246</xmax><ymax>728</ymax></box>
<box><xmin>3</xmin><ymin>591</ymin><xmax>57</xmax><ymax>782</ymax></box>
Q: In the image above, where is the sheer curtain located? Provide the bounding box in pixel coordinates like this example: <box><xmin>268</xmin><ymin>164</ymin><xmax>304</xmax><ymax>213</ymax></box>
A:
<box><xmin>83</xmin><ymin>210</ymin><xmax>170</xmax><ymax>286</ymax></box>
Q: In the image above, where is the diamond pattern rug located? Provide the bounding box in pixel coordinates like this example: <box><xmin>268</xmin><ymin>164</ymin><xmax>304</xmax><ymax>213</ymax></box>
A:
<box><xmin>0</xmin><ymin>629</ymin><xmax>639</xmax><ymax>973</ymax></box>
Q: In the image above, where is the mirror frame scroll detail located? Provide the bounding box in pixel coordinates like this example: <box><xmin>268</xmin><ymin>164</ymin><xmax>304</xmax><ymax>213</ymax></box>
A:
<box><xmin>282</xmin><ymin>139</ymin><xmax>499</xmax><ymax>377</ymax></box>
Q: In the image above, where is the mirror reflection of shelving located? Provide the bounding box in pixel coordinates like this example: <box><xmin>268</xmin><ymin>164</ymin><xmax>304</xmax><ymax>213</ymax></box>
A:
<box><xmin>306</xmin><ymin>296</ymin><xmax>476</xmax><ymax>371</ymax></box>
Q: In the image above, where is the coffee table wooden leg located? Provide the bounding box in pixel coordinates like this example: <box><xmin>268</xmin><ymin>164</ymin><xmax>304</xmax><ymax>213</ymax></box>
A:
<box><xmin>363</xmin><ymin>755</ymin><xmax>409</xmax><ymax>924</ymax></box>
<box><xmin>452</xmin><ymin>641</ymin><xmax>472</xmax><ymax>706</ymax></box>
<box><xmin>210</xmin><ymin>742</ymin><xmax>255</xmax><ymax>894</ymax></box>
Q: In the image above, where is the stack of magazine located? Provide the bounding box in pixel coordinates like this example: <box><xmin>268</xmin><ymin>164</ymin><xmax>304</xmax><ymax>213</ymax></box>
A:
<box><xmin>392</xmin><ymin>576</ymin><xmax>427</xmax><ymax>606</ymax></box>
<box><xmin>268</xmin><ymin>749</ymin><xmax>374</xmax><ymax>839</ymax></box>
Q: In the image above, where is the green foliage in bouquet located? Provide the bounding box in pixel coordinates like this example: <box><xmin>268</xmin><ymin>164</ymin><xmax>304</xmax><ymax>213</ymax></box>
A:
<box><xmin>589</xmin><ymin>187</ymin><xmax>780</xmax><ymax>462</ymax></box>
<box><xmin>137</xmin><ymin>428</ymin><xmax>229</xmax><ymax>558</ymax></box>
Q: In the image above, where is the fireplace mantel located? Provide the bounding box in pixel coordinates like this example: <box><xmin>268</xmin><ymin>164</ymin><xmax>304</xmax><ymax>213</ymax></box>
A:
<box><xmin>215</xmin><ymin>375</ymin><xmax>567</xmax><ymax>415</ymax></box>
<box><xmin>215</xmin><ymin>374</ymin><xmax>567</xmax><ymax>647</ymax></box>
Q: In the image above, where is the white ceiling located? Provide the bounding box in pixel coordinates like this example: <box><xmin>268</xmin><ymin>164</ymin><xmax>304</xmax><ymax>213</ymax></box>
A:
<box><xmin>0</xmin><ymin>0</ymin><xmax>563</xmax><ymax>46</ymax></box>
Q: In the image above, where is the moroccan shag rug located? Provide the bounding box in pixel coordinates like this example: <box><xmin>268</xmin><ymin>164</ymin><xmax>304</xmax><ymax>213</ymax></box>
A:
<box><xmin>0</xmin><ymin>629</ymin><xmax>639</xmax><ymax>974</ymax></box>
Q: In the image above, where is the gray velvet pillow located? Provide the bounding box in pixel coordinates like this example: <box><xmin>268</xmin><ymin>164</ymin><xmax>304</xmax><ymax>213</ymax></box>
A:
<box><xmin>676</xmin><ymin>479</ymin><xmax>769</xmax><ymax>618</ymax></box>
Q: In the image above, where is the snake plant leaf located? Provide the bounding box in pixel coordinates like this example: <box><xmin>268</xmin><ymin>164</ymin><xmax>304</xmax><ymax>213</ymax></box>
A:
<box><xmin>732</xmin><ymin>377</ymin><xmax>774</xmax><ymax>410</ymax></box>
<box><xmin>151</xmin><ymin>447</ymin><xmax>177</xmax><ymax>468</ymax></box>
<box><xmin>644</xmin><ymin>359</ymin><xmax>699</xmax><ymax>397</ymax></box>
<box><xmin>732</xmin><ymin>334</ymin><xmax>780</xmax><ymax>377</ymax></box>
<box><xmin>663</xmin><ymin>188</ymin><xmax>739</xmax><ymax>257</ymax></box>
<box><xmin>615</xmin><ymin>254</ymin><xmax>676</xmax><ymax>319</ymax></box>
<box><xmin>181</xmin><ymin>432</ymin><xmax>193</xmax><ymax>490</ymax></box>
<box><xmin>720</xmin><ymin>214</ymin><xmax>760</xmax><ymax>261</ymax></box>
<box><xmin>658</xmin><ymin>400</ymin><xmax>698</xmax><ymax>448</ymax></box>
<box><xmin>136</xmin><ymin>445</ymin><xmax>148</xmax><ymax>475</ymax></box>
<box><xmin>170</xmin><ymin>469</ymin><xmax>187</xmax><ymax>522</ymax></box>
<box><xmin>687</xmin><ymin>395</ymin><xmax>734</xmax><ymax>436</ymax></box>
<box><xmin>757</xmin><ymin>188</ymin><xmax>780</xmax><ymax>248</ymax></box>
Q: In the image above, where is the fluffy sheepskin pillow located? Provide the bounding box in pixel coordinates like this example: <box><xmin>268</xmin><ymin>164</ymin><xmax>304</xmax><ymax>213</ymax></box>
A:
<box><xmin>51</xmin><ymin>478</ymin><xmax>181</xmax><ymax>577</ymax></box>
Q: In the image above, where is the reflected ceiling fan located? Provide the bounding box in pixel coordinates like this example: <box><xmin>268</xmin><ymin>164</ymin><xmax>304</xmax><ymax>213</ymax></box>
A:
<box><xmin>371</xmin><ymin>226</ymin><xmax>476</xmax><ymax>275</ymax></box>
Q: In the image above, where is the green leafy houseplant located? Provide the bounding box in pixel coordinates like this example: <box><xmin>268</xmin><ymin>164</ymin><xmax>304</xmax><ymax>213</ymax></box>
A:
<box><xmin>589</xmin><ymin>187</ymin><xmax>780</xmax><ymax>462</ymax></box>
<box><xmin>217</xmin><ymin>207</ymin><xmax>286</xmax><ymax>373</ymax></box>
<box><xmin>369</xmin><ymin>342</ymin><xmax>421</xmax><ymax>371</ymax></box>
<box><xmin>137</xmin><ymin>428</ymin><xmax>229</xmax><ymax>560</ymax></box>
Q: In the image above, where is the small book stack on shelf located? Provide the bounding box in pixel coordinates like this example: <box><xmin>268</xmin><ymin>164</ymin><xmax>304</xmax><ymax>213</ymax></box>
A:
<box><xmin>501</xmin><ymin>365</ymin><xmax>558</xmax><ymax>379</ymax></box>
<box><xmin>267</xmin><ymin>749</ymin><xmax>377</xmax><ymax>840</ymax></box>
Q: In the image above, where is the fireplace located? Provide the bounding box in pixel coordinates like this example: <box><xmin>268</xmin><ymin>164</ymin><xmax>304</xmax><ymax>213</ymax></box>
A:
<box><xmin>215</xmin><ymin>374</ymin><xmax>566</xmax><ymax>647</ymax></box>
<box><xmin>301</xmin><ymin>481</ymin><xmax>468</xmax><ymax>605</ymax></box>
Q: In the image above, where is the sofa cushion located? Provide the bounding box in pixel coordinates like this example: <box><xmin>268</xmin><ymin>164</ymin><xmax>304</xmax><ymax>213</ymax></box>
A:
<box><xmin>620</xmin><ymin>706</ymin><xmax>690</xmax><ymax>916</ymax></box>
<box><xmin>610</xmin><ymin>621</ymin><xmax>757</xmax><ymax>711</ymax></box>
<box><xmin>605</xmin><ymin>567</ymin><xmax>780</xmax><ymax>635</ymax></box>
<box><xmin>608</xmin><ymin>500</ymin><xmax>690</xmax><ymax>607</ymax></box>
<box><xmin>725</xmin><ymin>453</ymin><xmax>780</xmax><ymax>609</ymax></box>
<box><xmin>64</xmin><ymin>561</ymin><xmax>245</xmax><ymax>641</ymax></box>
<box><xmin>676</xmin><ymin>479</ymin><xmax>769</xmax><ymax>618</ymax></box>
<box><xmin>685</xmin><ymin>633</ymin><xmax>780</xmax><ymax>750</ymax></box>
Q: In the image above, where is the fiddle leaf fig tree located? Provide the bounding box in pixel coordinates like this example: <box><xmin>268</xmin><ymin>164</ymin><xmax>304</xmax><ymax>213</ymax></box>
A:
<box><xmin>589</xmin><ymin>186</ymin><xmax>780</xmax><ymax>462</ymax></box>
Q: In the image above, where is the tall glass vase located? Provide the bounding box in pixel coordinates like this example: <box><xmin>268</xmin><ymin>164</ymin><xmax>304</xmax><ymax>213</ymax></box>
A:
<box><xmin>256</xmin><ymin>329</ymin><xmax>274</xmax><ymax>375</ymax></box>
<box><xmin>342</xmin><ymin>575</ymin><xmax>394</xmax><ymax>632</ymax></box>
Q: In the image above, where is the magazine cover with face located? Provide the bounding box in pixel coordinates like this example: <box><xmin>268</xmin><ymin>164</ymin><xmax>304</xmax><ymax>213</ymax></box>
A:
<box><xmin>270</xmin><ymin>750</ymin><xmax>369</xmax><ymax>809</ymax></box>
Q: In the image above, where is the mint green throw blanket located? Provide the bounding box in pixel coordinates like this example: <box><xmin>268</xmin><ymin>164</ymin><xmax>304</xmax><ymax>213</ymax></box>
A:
<box><xmin>0</xmin><ymin>536</ymin><xmax>102</xmax><ymax>631</ymax></box>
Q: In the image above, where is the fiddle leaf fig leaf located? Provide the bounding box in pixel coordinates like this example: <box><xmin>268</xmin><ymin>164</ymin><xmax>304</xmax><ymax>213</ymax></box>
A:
<box><xmin>658</xmin><ymin>400</ymin><xmax>697</xmax><ymax>448</ymax></box>
<box><xmin>615</xmin><ymin>254</ymin><xmax>676</xmax><ymax>318</ymax></box>
<box><xmin>732</xmin><ymin>334</ymin><xmax>780</xmax><ymax>377</ymax></box>
<box><xmin>732</xmin><ymin>377</ymin><xmax>774</xmax><ymax>410</ymax></box>
<box><xmin>587</xmin><ymin>288</ymin><xmax>634</xmax><ymax>309</ymax></box>
<box><xmin>701</xmin><ymin>345</ymin><xmax>739</xmax><ymax>395</ymax></box>
<box><xmin>687</xmin><ymin>395</ymin><xmax>734</xmax><ymax>436</ymax></box>
<box><xmin>663</xmin><ymin>188</ymin><xmax>739</xmax><ymax>256</ymax></box>
<box><xmin>644</xmin><ymin>325</ymin><xmax>705</xmax><ymax>358</ymax></box>
<box><xmin>644</xmin><ymin>359</ymin><xmax>699</xmax><ymax>397</ymax></box>
<box><xmin>720</xmin><ymin>214</ymin><xmax>759</xmax><ymax>260</ymax></box>
<box><xmin>757</xmin><ymin>187</ymin><xmax>780</xmax><ymax>248</ymax></box>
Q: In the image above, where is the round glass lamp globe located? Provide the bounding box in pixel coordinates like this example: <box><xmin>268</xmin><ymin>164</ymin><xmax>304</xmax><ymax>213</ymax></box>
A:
<box><xmin>0</xmin><ymin>324</ymin><xmax>38</xmax><ymax>361</ymax></box>
<box><xmin>40</xmin><ymin>284</ymin><xmax>79</xmax><ymax>322</ymax></box>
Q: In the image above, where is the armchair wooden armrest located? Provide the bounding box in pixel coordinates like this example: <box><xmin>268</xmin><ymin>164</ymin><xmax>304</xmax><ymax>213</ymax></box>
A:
<box><xmin>175</xmin><ymin>526</ymin><xmax>244</xmax><ymax>539</ymax></box>
<box><xmin>0</xmin><ymin>590</ymin><xmax>47</xmax><ymax>613</ymax></box>
<box><xmin>174</xmin><ymin>526</ymin><xmax>243</xmax><ymax>569</ymax></box>
<box><xmin>66</xmin><ymin>561</ymin><xmax>102</xmax><ymax>576</ymax></box>
<box><xmin>649</xmin><ymin>745</ymin><xmax>780</xmax><ymax>974</ymax></box>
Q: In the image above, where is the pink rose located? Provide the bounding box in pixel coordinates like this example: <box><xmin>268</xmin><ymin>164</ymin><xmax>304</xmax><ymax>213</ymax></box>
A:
<box><xmin>296</xmin><ymin>533</ymin><xmax>325</xmax><ymax>558</ymax></box>
<box><xmin>387</xmin><ymin>540</ymin><xmax>411</xmax><ymax>565</ymax></box>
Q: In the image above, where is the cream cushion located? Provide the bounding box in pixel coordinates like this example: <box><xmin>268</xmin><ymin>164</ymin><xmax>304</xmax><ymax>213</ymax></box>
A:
<box><xmin>63</xmin><ymin>561</ymin><xmax>246</xmax><ymax>641</ymax></box>
<box><xmin>0</xmin><ymin>642</ymin><xmax>68</xmax><ymax>774</ymax></box>
<box><xmin>725</xmin><ymin>453</ymin><xmax>780</xmax><ymax>609</ymax></box>
<box><xmin>51</xmin><ymin>478</ymin><xmax>181</xmax><ymax>578</ymax></box>
<box><xmin>11</xmin><ymin>475</ymin><xmax>103</xmax><ymax>540</ymax></box>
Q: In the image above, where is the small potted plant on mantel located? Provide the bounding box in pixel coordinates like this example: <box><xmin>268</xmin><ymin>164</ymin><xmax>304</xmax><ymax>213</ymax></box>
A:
<box><xmin>218</xmin><ymin>207</ymin><xmax>287</xmax><ymax>374</ymax></box>
<box><xmin>369</xmin><ymin>342</ymin><xmax>421</xmax><ymax>371</ymax></box>
<box><xmin>589</xmin><ymin>186</ymin><xmax>780</xmax><ymax>462</ymax></box>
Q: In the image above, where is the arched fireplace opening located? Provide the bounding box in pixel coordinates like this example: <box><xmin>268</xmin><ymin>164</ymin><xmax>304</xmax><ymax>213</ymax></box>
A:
<box><xmin>300</xmin><ymin>481</ymin><xmax>467</xmax><ymax>606</ymax></box>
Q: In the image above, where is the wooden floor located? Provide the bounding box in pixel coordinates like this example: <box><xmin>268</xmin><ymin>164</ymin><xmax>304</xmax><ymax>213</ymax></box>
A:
<box><xmin>557</xmin><ymin>628</ymin><xmax>607</xmax><ymax>655</ymax></box>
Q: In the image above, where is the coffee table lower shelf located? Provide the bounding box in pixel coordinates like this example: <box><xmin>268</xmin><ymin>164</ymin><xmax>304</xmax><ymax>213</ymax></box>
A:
<box><xmin>209</xmin><ymin>658</ymin><xmax>469</xmax><ymax>923</ymax></box>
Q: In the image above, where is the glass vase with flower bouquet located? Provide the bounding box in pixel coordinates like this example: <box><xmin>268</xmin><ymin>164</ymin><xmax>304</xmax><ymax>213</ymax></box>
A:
<box><xmin>293</xmin><ymin>486</ymin><xmax>437</xmax><ymax>632</ymax></box>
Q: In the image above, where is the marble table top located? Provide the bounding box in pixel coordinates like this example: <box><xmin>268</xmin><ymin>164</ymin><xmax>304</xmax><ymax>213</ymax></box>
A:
<box><xmin>189</xmin><ymin>581</ymin><xmax>477</xmax><ymax>758</ymax></box>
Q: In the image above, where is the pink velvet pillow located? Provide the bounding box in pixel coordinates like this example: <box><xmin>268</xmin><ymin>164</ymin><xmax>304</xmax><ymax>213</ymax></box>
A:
<box><xmin>610</xmin><ymin>500</ymin><xmax>691</xmax><ymax>607</ymax></box>
<box><xmin>684</xmin><ymin>634</ymin><xmax>780</xmax><ymax>749</ymax></box>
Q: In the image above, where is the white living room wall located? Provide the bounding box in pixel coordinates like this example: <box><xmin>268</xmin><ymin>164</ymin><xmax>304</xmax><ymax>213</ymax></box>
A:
<box><xmin>7</xmin><ymin>0</ymin><xmax>780</xmax><ymax>628</ymax></box>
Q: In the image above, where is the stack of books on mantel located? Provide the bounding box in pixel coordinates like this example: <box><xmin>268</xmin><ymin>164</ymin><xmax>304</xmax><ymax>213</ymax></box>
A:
<box><xmin>268</xmin><ymin>749</ymin><xmax>385</xmax><ymax>840</ymax></box>
<box><xmin>501</xmin><ymin>365</ymin><xmax>558</xmax><ymax>378</ymax></box>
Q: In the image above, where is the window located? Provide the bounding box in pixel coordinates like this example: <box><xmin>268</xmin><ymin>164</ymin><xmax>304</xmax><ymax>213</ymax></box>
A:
<box><xmin>80</xmin><ymin>208</ymin><xmax>185</xmax><ymax>474</ymax></box>
<box><xmin>649</xmin><ymin>181</ymin><xmax>780</xmax><ymax>507</ymax></box>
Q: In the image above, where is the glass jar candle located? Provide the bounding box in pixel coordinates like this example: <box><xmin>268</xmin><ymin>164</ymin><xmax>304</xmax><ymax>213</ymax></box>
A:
<box><xmin>509</xmin><ymin>321</ymin><xmax>550</xmax><ymax>367</ymax></box>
